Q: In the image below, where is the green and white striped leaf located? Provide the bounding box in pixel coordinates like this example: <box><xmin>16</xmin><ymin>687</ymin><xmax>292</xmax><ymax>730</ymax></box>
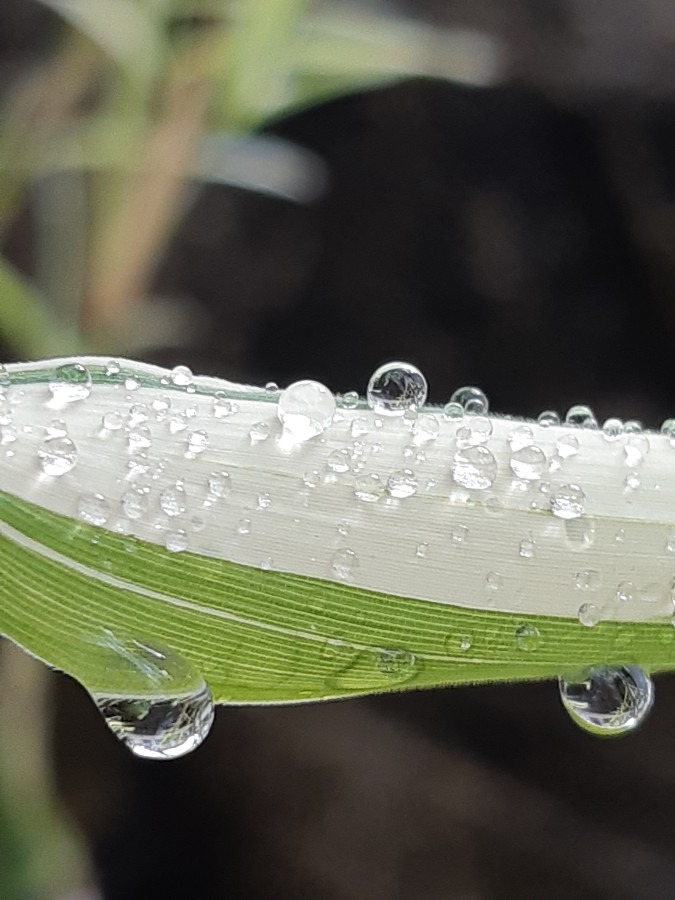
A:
<box><xmin>0</xmin><ymin>357</ymin><xmax>674</xmax><ymax>705</ymax></box>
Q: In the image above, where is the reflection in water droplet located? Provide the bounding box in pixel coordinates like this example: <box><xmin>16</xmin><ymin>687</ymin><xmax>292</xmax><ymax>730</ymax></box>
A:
<box><xmin>451</xmin><ymin>446</ymin><xmax>497</xmax><ymax>490</ymax></box>
<box><xmin>366</xmin><ymin>362</ymin><xmax>427</xmax><ymax>416</ymax></box>
<box><xmin>92</xmin><ymin>634</ymin><xmax>214</xmax><ymax>759</ymax></box>
<box><xmin>49</xmin><ymin>363</ymin><xmax>92</xmax><ymax>403</ymax></box>
<box><xmin>38</xmin><ymin>436</ymin><xmax>78</xmax><ymax>476</ymax></box>
<box><xmin>558</xmin><ymin>665</ymin><xmax>653</xmax><ymax>737</ymax></box>
<box><xmin>277</xmin><ymin>380</ymin><xmax>336</xmax><ymax>442</ymax></box>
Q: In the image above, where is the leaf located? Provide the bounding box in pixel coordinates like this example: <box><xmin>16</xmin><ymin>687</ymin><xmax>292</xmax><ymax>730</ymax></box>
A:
<box><xmin>0</xmin><ymin>357</ymin><xmax>673</xmax><ymax>705</ymax></box>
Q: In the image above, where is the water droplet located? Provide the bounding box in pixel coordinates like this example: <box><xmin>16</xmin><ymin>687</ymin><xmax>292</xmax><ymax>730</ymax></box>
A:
<box><xmin>578</xmin><ymin>602</ymin><xmax>602</xmax><ymax>627</ymax></box>
<box><xmin>624</xmin><ymin>472</ymin><xmax>641</xmax><ymax>491</ymax></box>
<box><xmin>339</xmin><ymin>390</ymin><xmax>360</xmax><ymax>409</ymax></box>
<box><xmin>375</xmin><ymin>648</ymin><xmax>416</xmax><ymax>678</ymax></box>
<box><xmin>515</xmin><ymin>624</ymin><xmax>541</xmax><ymax>652</ymax></box>
<box><xmin>213</xmin><ymin>393</ymin><xmax>237</xmax><ymax>418</ymax></box>
<box><xmin>0</xmin><ymin>424</ymin><xmax>17</xmax><ymax>445</ymax></box>
<box><xmin>624</xmin><ymin>420</ymin><xmax>643</xmax><ymax>433</ymax></box>
<box><xmin>160</xmin><ymin>483</ymin><xmax>187</xmax><ymax>517</ymax></box>
<box><xmin>327</xmin><ymin>449</ymin><xmax>351</xmax><ymax>473</ymax></box>
<box><xmin>331</xmin><ymin>548</ymin><xmax>359</xmax><ymax>581</ymax></box>
<box><xmin>565</xmin><ymin>516</ymin><xmax>595</xmax><ymax>550</ymax></box>
<box><xmin>102</xmin><ymin>411</ymin><xmax>123</xmax><ymax>431</ymax></box>
<box><xmin>444</xmin><ymin>633</ymin><xmax>472</xmax><ymax>653</ymax></box>
<box><xmin>237</xmin><ymin>518</ymin><xmax>251</xmax><ymax>535</ymax></box>
<box><xmin>456</xmin><ymin>416</ymin><xmax>493</xmax><ymax>448</ymax></box>
<box><xmin>124</xmin><ymin>376</ymin><xmax>140</xmax><ymax>392</ymax></box>
<box><xmin>257</xmin><ymin>492</ymin><xmax>271</xmax><ymax>510</ymax></box>
<box><xmin>77</xmin><ymin>493</ymin><xmax>110</xmax><ymax>526</ymax></box>
<box><xmin>519</xmin><ymin>538</ymin><xmax>535</xmax><ymax>559</ymax></box>
<box><xmin>37</xmin><ymin>436</ymin><xmax>78</xmax><ymax>476</ymax></box>
<box><xmin>303</xmin><ymin>469</ymin><xmax>322</xmax><ymax>489</ymax></box>
<box><xmin>451</xmin><ymin>446</ymin><xmax>497</xmax><ymax>490</ymax></box>
<box><xmin>105</xmin><ymin>360</ymin><xmax>121</xmax><ymax>377</ymax></box>
<box><xmin>624</xmin><ymin>434</ymin><xmax>649</xmax><ymax>467</ymax></box>
<box><xmin>537</xmin><ymin>410</ymin><xmax>560</xmax><ymax>427</ymax></box>
<box><xmin>0</xmin><ymin>364</ymin><xmax>11</xmax><ymax>392</ymax></box>
<box><xmin>49</xmin><ymin>363</ymin><xmax>92</xmax><ymax>404</ymax></box>
<box><xmin>666</xmin><ymin>534</ymin><xmax>675</xmax><ymax>554</ymax></box>
<box><xmin>412</xmin><ymin>413</ymin><xmax>440</xmax><ymax>444</ymax></box>
<box><xmin>486</xmin><ymin>571</ymin><xmax>503</xmax><ymax>591</ymax></box>
<box><xmin>508</xmin><ymin>425</ymin><xmax>534</xmax><ymax>451</ymax></box>
<box><xmin>277</xmin><ymin>380</ymin><xmax>335</xmax><ymax>442</ymax></box>
<box><xmin>127</xmin><ymin>425</ymin><xmax>152</xmax><ymax>453</ymax></box>
<box><xmin>451</xmin><ymin>524</ymin><xmax>469</xmax><ymax>545</ymax></box>
<box><xmin>415</xmin><ymin>542</ymin><xmax>428</xmax><ymax>558</ymax></box>
<box><xmin>555</xmin><ymin>434</ymin><xmax>579</xmax><ymax>459</ymax></box>
<box><xmin>186</xmin><ymin>429</ymin><xmax>208</xmax><ymax>456</ymax></box>
<box><xmin>602</xmin><ymin>418</ymin><xmax>624</xmax><ymax>441</ymax></box>
<box><xmin>366</xmin><ymin>362</ymin><xmax>427</xmax><ymax>416</ymax></box>
<box><xmin>575</xmin><ymin>569</ymin><xmax>601</xmax><ymax>591</ymax></box>
<box><xmin>387</xmin><ymin>468</ymin><xmax>418</xmax><ymax>499</ymax></box>
<box><xmin>550</xmin><ymin>483</ymin><xmax>586</xmax><ymax>519</ymax></box>
<box><xmin>206</xmin><ymin>471</ymin><xmax>231</xmax><ymax>500</ymax></box>
<box><xmin>450</xmin><ymin>386</ymin><xmax>488</xmax><ymax>415</ymax></box>
<box><xmin>565</xmin><ymin>404</ymin><xmax>597</xmax><ymax>428</ymax></box>
<box><xmin>615</xmin><ymin>581</ymin><xmax>634</xmax><ymax>603</ymax></box>
<box><xmin>660</xmin><ymin>418</ymin><xmax>675</xmax><ymax>445</ymax></box>
<box><xmin>510</xmin><ymin>444</ymin><xmax>546</xmax><ymax>481</ymax></box>
<box><xmin>249</xmin><ymin>421</ymin><xmax>270</xmax><ymax>444</ymax></box>
<box><xmin>558</xmin><ymin>666</ymin><xmax>653</xmax><ymax>737</ymax></box>
<box><xmin>170</xmin><ymin>365</ymin><xmax>193</xmax><ymax>388</ymax></box>
<box><xmin>485</xmin><ymin>496</ymin><xmax>504</xmax><ymax>515</ymax></box>
<box><xmin>355</xmin><ymin>473</ymin><xmax>386</xmax><ymax>502</ymax></box>
<box><xmin>165</xmin><ymin>529</ymin><xmax>188</xmax><ymax>553</ymax></box>
<box><xmin>121</xmin><ymin>488</ymin><xmax>149</xmax><ymax>519</ymax></box>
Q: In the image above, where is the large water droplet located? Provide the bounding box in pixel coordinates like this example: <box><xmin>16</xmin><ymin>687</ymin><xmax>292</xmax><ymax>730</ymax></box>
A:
<box><xmin>37</xmin><ymin>435</ymin><xmax>78</xmax><ymax>476</ymax></box>
<box><xmin>558</xmin><ymin>666</ymin><xmax>654</xmax><ymax>737</ymax></box>
<box><xmin>366</xmin><ymin>362</ymin><xmax>427</xmax><ymax>416</ymax></box>
<box><xmin>49</xmin><ymin>363</ymin><xmax>92</xmax><ymax>404</ymax></box>
<box><xmin>277</xmin><ymin>380</ymin><xmax>335</xmax><ymax>442</ymax></box>
<box><xmin>451</xmin><ymin>446</ymin><xmax>497</xmax><ymax>490</ymax></box>
<box><xmin>170</xmin><ymin>365</ymin><xmax>193</xmax><ymax>388</ymax></box>
<box><xmin>450</xmin><ymin>386</ymin><xmax>488</xmax><ymax>415</ymax></box>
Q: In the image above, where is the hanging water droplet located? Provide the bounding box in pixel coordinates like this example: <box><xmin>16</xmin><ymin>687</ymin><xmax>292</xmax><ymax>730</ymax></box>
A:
<box><xmin>451</xmin><ymin>446</ymin><xmax>497</xmax><ymax>490</ymax></box>
<box><xmin>366</xmin><ymin>362</ymin><xmax>427</xmax><ymax>416</ymax></box>
<box><xmin>509</xmin><ymin>444</ymin><xmax>547</xmax><ymax>481</ymax></box>
<box><xmin>602</xmin><ymin>418</ymin><xmax>624</xmax><ymax>441</ymax></box>
<box><xmin>49</xmin><ymin>363</ymin><xmax>92</xmax><ymax>404</ymax></box>
<box><xmin>331</xmin><ymin>548</ymin><xmax>359</xmax><ymax>581</ymax></box>
<box><xmin>77</xmin><ymin>493</ymin><xmax>111</xmax><ymax>526</ymax></box>
<box><xmin>354</xmin><ymin>473</ymin><xmax>386</xmax><ymax>502</ymax></box>
<box><xmin>170</xmin><ymin>365</ymin><xmax>193</xmax><ymax>388</ymax></box>
<box><xmin>578</xmin><ymin>602</ymin><xmax>602</xmax><ymax>627</ymax></box>
<box><xmin>387</xmin><ymin>469</ymin><xmax>418</xmax><ymax>499</ymax></box>
<box><xmin>449</xmin><ymin>385</ymin><xmax>489</xmax><ymax>415</ymax></box>
<box><xmin>37</xmin><ymin>436</ymin><xmax>78</xmax><ymax>476</ymax></box>
<box><xmin>277</xmin><ymin>380</ymin><xmax>336</xmax><ymax>442</ymax></box>
<box><xmin>558</xmin><ymin>665</ymin><xmax>653</xmax><ymax>737</ymax></box>
<box><xmin>515</xmin><ymin>624</ymin><xmax>541</xmax><ymax>652</ymax></box>
<box><xmin>249</xmin><ymin>421</ymin><xmax>270</xmax><ymax>444</ymax></box>
<box><xmin>565</xmin><ymin>404</ymin><xmax>597</xmax><ymax>428</ymax></box>
<box><xmin>160</xmin><ymin>483</ymin><xmax>187</xmax><ymax>517</ymax></box>
<box><xmin>537</xmin><ymin>410</ymin><xmax>560</xmax><ymax>427</ymax></box>
<box><xmin>550</xmin><ymin>483</ymin><xmax>586</xmax><ymax>519</ymax></box>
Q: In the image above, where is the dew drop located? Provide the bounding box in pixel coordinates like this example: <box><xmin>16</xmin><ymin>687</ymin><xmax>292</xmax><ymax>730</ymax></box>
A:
<box><xmin>450</xmin><ymin>386</ymin><xmax>488</xmax><ymax>415</ymax></box>
<box><xmin>0</xmin><ymin>364</ymin><xmax>11</xmax><ymax>392</ymax></box>
<box><xmin>451</xmin><ymin>524</ymin><xmax>469</xmax><ymax>545</ymax></box>
<box><xmin>578</xmin><ymin>602</ymin><xmax>602</xmax><ymax>627</ymax></box>
<box><xmin>207</xmin><ymin>471</ymin><xmax>231</xmax><ymax>499</ymax></box>
<box><xmin>237</xmin><ymin>518</ymin><xmax>251</xmax><ymax>535</ymax></box>
<box><xmin>339</xmin><ymin>390</ymin><xmax>360</xmax><ymax>409</ymax></box>
<box><xmin>509</xmin><ymin>444</ymin><xmax>546</xmax><ymax>481</ymax></box>
<box><xmin>302</xmin><ymin>470</ymin><xmax>322</xmax><ymax>489</ymax></box>
<box><xmin>660</xmin><ymin>418</ymin><xmax>675</xmax><ymax>445</ymax></box>
<box><xmin>558</xmin><ymin>666</ymin><xmax>653</xmax><ymax>737</ymax></box>
<box><xmin>331</xmin><ymin>548</ymin><xmax>359</xmax><ymax>581</ymax></box>
<box><xmin>537</xmin><ymin>410</ymin><xmax>560</xmax><ymax>427</ymax></box>
<box><xmin>170</xmin><ymin>365</ymin><xmax>193</xmax><ymax>388</ymax></box>
<box><xmin>444</xmin><ymin>633</ymin><xmax>472</xmax><ymax>654</ymax></box>
<box><xmin>550</xmin><ymin>483</ymin><xmax>586</xmax><ymax>519</ymax></box>
<box><xmin>624</xmin><ymin>420</ymin><xmax>643</xmax><ymax>434</ymax></box>
<box><xmin>519</xmin><ymin>538</ymin><xmax>535</xmax><ymax>559</ymax></box>
<box><xmin>375</xmin><ymin>648</ymin><xmax>416</xmax><ymax>678</ymax></box>
<box><xmin>124</xmin><ymin>377</ymin><xmax>140</xmax><ymax>392</ymax></box>
<box><xmin>350</xmin><ymin>416</ymin><xmax>369</xmax><ymax>438</ymax></box>
<box><xmin>49</xmin><ymin>363</ymin><xmax>92</xmax><ymax>404</ymax></box>
<box><xmin>127</xmin><ymin>425</ymin><xmax>152</xmax><ymax>453</ymax></box>
<box><xmin>602</xmin><ymin>418</ymin><xmax>624</xmax><ymax>441</ymax></box>
<box><xmin>366</xmin><ymin>362</ymin><xmax>427</xmax><ymax>416</ymax></box>
<box><xmin>213</xmin><ymin>393</ymin><xmax>237</xmax><ymax>418</ymax></box>
<box><xmin>277</xmin><ymin>380</ymin><xmax>336</xmax><ymax>442</ymax></box>
<box><xmin>486</xmin><ymin>571</ymin><xmax>503</xmax><ymax>591</ymax></box>
<box><xmin>257</xmin><ymin>492</ymin><xmax>272</xmax><ymax>510</ymax></box>
<box><xmin>624</xmin><ymin>472</ymin><xmax>640</xmax><ymax>491</ymax></box>
<box><xmin>249</xmin><ymin>421</ymin><xmax>270</xmax><ymax>444</ymax></box>
<box><xmin>165</xmin><ymin>529</ymin><xmax>188</xmax><ymax>553</ymax></box>
<box><xmin>575</xmin><ymin>569</ymin><xmax>601</xmax><ymax>591</ymax></box>
<box><xmin>451</xmin><ymin>446</ymin><xmax>497</xmax><ymax>490</ymax></box>
<box><xmin>624</xmin><ymin>433</ymin><xmax>649</xmax><ymax>467</ymax></box>
<box><xmin>121</xmin><ymin>488</ymin><xmax>149</xmax><ymax>520</ymax></box>
<box><xmin>565</xmin><ymin>404</ymin><xmax>597</xmax><ymax>428</ymax></box>
<box><xmin>412</xmin><ymin>413</ymin><xmax>440</xmax><ymax>444</ymax></box>
<box><xmin>105</xmin><ymin>360</ymin><xmax>121</xmax><ymax>377</ymax></box>
<box><xmin>565</xmin><ymin>516</ymin><xmax>596</xmax><ymax>550</ymax></box>
<box><xmin>555</xmin><ymin>434</ymin><xmax>579</xmax><ymax>459</ymax></box>
<box><xmin>186</xmin><ymin>429</ymin><xmax>209</xmax><ymax>456</ymax></box>
<box><xmin>515</xmin><ymin>624</ymin><xmax>541</xmax><ymax>652</ymax></box>
<box><xmin>456</xmin><ymin>416</ymin><xmax>493</xmax><ymax>448</ymax></box>
<box><xmin>37</xmin><ymin>436</ymin><xmax>78</xmax><ymax>476</ymax></box>
<box><xmin>415</xmin><ymin>542</ymin><xmax>428</xmax><ymax>558</ymax></box>
<box><xmin>507</xmin><ymin>425</ymin><xmax>534</xmax><ymax>451</ymax></box>
<box><xmin>354</xmin><ymin>473</ymin><xmax>386</xmax><ymax>502</ymax></box>
<box><xmin>387</xmin><ymin>468</ymin><xmax>418</xmax><ymax>499</ymax></box>
<box><xmin>77</xmin><ymin>493</ymin><xmax>111</xmax><ymax>526</ymax></box>
<box><xmin>442</xmin><ymin>401</ymin><xmax>464</xmax><ymax>420</ymax></box>
<box><xmin>327</xmin><ymin>449</ymin><xmax>351</xmax><ymax>473</ymax></box>
<box><xmin>160</xmin><ymin>483</ymin><xmax>187</xmax><ymax>517</ymax></box>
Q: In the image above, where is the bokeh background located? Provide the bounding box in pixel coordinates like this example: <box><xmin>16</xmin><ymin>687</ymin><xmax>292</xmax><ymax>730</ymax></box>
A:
<box><xmin>1</xmin><ymin>1</ymin><xmax>675</xmax><ymax>898</ymax></box>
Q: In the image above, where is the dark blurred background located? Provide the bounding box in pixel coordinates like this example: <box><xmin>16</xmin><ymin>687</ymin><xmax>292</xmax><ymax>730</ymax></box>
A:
<box><xmin>1</xmin><ymin>1</ymin><xmax>675</xmax><ymax>898</ymax></box>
